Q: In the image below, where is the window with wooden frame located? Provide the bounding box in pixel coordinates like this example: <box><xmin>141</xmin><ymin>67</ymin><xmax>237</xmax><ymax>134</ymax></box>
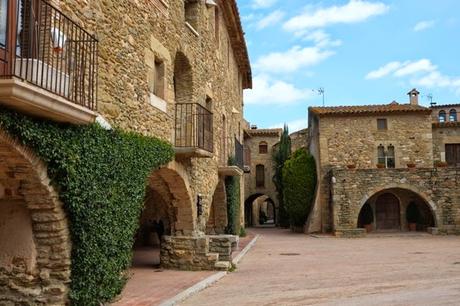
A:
<box><xmin>377</xmin><ymin>118</ymin><xmax>388</xmax><ymax>130</ymax></box>
<box><xmin>259</xmin><ymin>141</ymin><xmax>268</xmax><ymax>154</ymax></box>
<box><xmin>256</xmin><ymin>164</ymin><xmax>265</xmax><ymax>188</ymax></box>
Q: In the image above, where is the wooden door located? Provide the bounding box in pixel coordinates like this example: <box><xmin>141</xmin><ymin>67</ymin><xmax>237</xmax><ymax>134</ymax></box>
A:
<box><xmin>446</xmin><ymin>144</ymin><xmax>460</xmax><ymax>167</ymax></box>
<box><xmin>375</xmin><ymin>193</ymin><xmax>400</xmax><ymax>230</ymax></box>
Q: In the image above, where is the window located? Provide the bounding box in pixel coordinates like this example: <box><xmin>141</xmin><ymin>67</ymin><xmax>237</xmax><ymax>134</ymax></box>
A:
<box><xmin>377</xmin><ymin>118</ymin><xmax>387</xmax><ymax>130</ymax></box>
<box><xmin>153</xmin><ymin>58</ymin><xmax>165</xmax><ymax>98</ymax></box>
<box><xmin>439</xmin><ymin>110</ymin><xmax>446</xmax><ymax>123</ymax></box>
<box><xmin>0</xmin><ymin>0</ymin><xmax>7</xmax><ymax>47</ymax></box>
<box><xmin>256</xmin><ymin>165</ymin><xmax>265</xmax><ymax>188</ymax></box>
<box><xmin>449</xmin><ymin>109</ymin><xmax>457</xmax><ymax>122</ymax></box>
<box><xmin>259</xmin><ymin>141</ymin><xmax>268</xmax><ymax>154</ymax></box>
<box><xmin>446</xmin><ymin>144</ymin><xmax>460</xmax><ymax>167</ymax></box>
<box><xmin>206</xmin><ymin>96</ymin><xmax>213</xmax><ymax>111</ymax></box>
<box><xmin>214</xmin><ymin>6</ymin><xmax>219</xmax><ymax>42</ymax></box>
<box><xmin>377</xmin><ymin>144</ymin><xmax>396</xmax><ymax>168</ymax></box>
<box><xmin>184</xmin><ymin>0</ymin><xmax>199</xmax><ymax>29</ymax></box>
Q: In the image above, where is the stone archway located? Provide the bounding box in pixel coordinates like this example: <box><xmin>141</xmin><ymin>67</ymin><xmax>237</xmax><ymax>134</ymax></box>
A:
<box><xmin>206</xmin><ymin>178</ymin><xmax>227</xmax><ymax>235</ymax></box>
<box><xmin>0</xmin><ymin>131</ymin><xmax>71</xmax><ymax>305</ymax></box>
<box><xmin>357</xmin><ymin>186</ymin><xmax>437</xmax><ymax>232</ymax></box>
<box><xmin>244</xmin><ymin>193</ymin><xmax>277</xmax><ymax>227</ymax></box>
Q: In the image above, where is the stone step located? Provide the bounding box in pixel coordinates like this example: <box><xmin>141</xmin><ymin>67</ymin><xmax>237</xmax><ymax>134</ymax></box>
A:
<box><xmin>214</xmin><ymin>261</ymin><xmax>231</xmax><ymax>271</ymax></box>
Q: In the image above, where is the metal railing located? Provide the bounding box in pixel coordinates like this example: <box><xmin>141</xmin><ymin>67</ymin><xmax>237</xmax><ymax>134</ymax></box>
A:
<box><xmin>0</xmin><ymin>0</ymin><xmax>98</xmax><ymax>110</ymax></box>
<box><xmin>235</xmin><ymin>137</ymin><xmax>244</xmax><ymax>170</ymax></box>
<box><xmin>175</xmin><ymin>103</ymin><xmax>213</xmax><ymax>153</ymax></box>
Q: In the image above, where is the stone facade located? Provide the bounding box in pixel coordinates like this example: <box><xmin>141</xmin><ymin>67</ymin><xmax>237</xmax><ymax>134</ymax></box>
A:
<box><xmin>290</xmin><ymin>128</ymin><xmax>309</xmax><ymax>152</ymax></box>
<box><xmin>331</xmin><ymin>168</ymin><xmax>460</xmax><ymax>235</ymax></box>
<box><xmin>243</xmin><ymin>128</ymin><xmax>281</xmax><ymax>226</ymax></box>
<box><xmin>307</xmin><ymin>92</ymin><xmax>460</xmax><ymax>235</ymax></box>
<box><xmin>1</xmin><ymin>0</ymin><xmax>251</xmax><ymax>303</ymax></box>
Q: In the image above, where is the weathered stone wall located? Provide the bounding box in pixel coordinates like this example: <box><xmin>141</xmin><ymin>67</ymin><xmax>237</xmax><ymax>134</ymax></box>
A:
<box><xmin>290</xmin><ymin>128</ymin><xmax>308</xmax><ymax>152</ymax></box>
<box><xmin>0</xmin><ymin>132</ymin><xmax>71</xmax><ymax>305</ymax></box>
<box><xmin>244</xmin><ymin>129</ymin><xmax>281</xmax><ymax>218</ymax></box>
<box><xmin>55</xmin><ymin>0</ymin><xmax>249</xmax><ymax>237</ymax></box>
<box><xmin>319</xmin><ymin>113</ymin><xmax>434</xmax><ymax>169</ymax></box>
<box><xmin>432</xmin><ymin>124</ymin><xmax>460</xmax><ymax>162</ymax></box>
<box><xmin>331</xmin><ymin>168</ymin><xmax>460</xmax><ymax>234</ymax></box>
<box><xmin>308</xmin><ymin>112</ymin><xmax>434</xmax><ymax>233</ymax></box>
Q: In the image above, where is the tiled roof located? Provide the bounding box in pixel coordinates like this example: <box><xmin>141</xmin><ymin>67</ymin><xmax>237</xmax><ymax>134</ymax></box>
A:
<box><xmin>309</xmin><ymin>102</ymin><xmax>432</xmax><ymax>117</ymax></box>
<box><xmin>246</xmin><ymin>128</ymin><xmax>282</xmax><ymax>137</ymax></box>
<box><xmin>430</xmin><ymin>103</ymin><xmax>460</xmax><ymax>108</ymax></box>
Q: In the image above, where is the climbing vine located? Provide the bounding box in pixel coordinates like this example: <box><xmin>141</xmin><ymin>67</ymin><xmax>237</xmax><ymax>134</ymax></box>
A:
<box><xmin>0</xmin><ymin>109</ymin><xmax>174</xmax><ymax>305</ymax></box>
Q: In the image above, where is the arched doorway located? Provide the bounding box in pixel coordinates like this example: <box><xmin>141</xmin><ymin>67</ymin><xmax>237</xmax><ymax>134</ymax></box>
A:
<box><xmin>206</xmin><ymin>178</ymin><xmax>227</xmax><ymax>235</ymax></box>
<box><xmin>132</xmin><ymin>164</ymin><xmax>195</xmax><ymax>268</ymax></box>
<box><xmin>357</xmin><ymin>188</ymin><xmax>436</xmax><ymax>232</ymax></box>
<box><xmin>0</xmin><ymin>132</ymin><xmax>71</xmax><ymax>304</ymax></box>
<box><xmin>244</xmin><ymin>193</ymin><xmax>277</xmax><ymax>227</ymax></box>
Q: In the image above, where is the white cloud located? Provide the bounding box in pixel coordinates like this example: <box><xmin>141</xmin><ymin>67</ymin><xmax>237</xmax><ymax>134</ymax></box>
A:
<box><xmin>251</xmin><ymin>0</ymin><xmax>277</xmax><ymax>9</ymax></box>
<box><xmin>366</xmin><ymin>61</ymin><xmax>404</xmax><ymax>79</ymax></box>
<box><xmin>414</xmin><ymin>20</ymin><xmax>435</xmax><ymax>32</ymax></box>
<box><xmin>366</xmin><ymin>59</ymin><xmax>437</xmax><ymax>79</ymax></box>
<box><xmin>254</xmin><ymin>46</ymin><xmax>334</xmax><ymax>74</ymax></box>
<box><xmin>367</xmin><ymin>59</ymin><xmax>460</xmax><ymax>95</ymax></box>
<box><xmin>244</xmin><ymin>74</ymin><xmax>314</xmax><ymax>106</ymax></box>
<box><xmin>394</xmin><ymin>59</ymin><xmax>437</xmax><ymax>77</ymax></box>
<box><xmin>303</xmin><ymin>30</ymin><xmax>342</xmax><ymax>48</ymax></box>
<box><xmin>283</xmin><ymin>0</ymin><xmax>389</xmax><ymax>32</ymax></box>
<box><xmin>256</xmin><ymin>10</ymin><xmax>285</xmax><ymax>30</ymax></box>
<box><xmin>270</xmin><ymin>119</ymin><xmax>307</xmax><ymax>133</ymax></box>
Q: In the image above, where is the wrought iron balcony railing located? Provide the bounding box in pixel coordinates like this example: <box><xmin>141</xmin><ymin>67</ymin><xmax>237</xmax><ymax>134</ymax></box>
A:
<box><xmin>235</xmin><ymin>137</ymin><xmax>244</xmax><ymax>170</ymax></box>
<box><xmin>0</xmin><ymin>0</ymin><xmax>98</xmax><ymax>110</ymax></box>
<box><xmin>175</xmin><ymin>103</ymin><xmax>213</xmax><ymax>153</ymax></box>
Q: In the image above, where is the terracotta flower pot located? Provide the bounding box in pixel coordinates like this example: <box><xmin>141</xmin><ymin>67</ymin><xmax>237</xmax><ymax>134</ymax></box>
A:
<box><xmin>408</xmin><ymin>223</ymin><xmax>417</xmax><ymax>231</ymax></box>
<box><xmin>376</xmin><ymin>163</ymin><xmax>385</xmax><ymax>169</ymax></box>
<box><xmin>347</xmin><ymin>164</ymin><xmax>356</xmax><ymax>169</ymax></box>
<box><xmin>435</xmin><ymin>162</ymin><xmax>448</xmax><ymax>168</ymax></box>
<box><xmin>407</xmin><ymin>163</ymin><xmax>416</xmax><ymax>168</ymax></box>
<box><xmin>364</xmin><ymin>224</ymin><xmax>373</xmax><ymax>233</ymax></box>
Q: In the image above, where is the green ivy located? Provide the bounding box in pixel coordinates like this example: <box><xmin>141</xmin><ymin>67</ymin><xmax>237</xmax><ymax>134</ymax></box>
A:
<box><xmin>282</xmin><ymin>149</ymin><xmax>317</xmax><ymax>228</ymax></box>
<box><xmin>225</xmin><ymin>157</ymin><xmax>240</xmax><ymax>235</ymax></box>
<box><xmin>0</xmin><ymin>109</ymin><xmax>174</xmax><ymax>305</ymax></box>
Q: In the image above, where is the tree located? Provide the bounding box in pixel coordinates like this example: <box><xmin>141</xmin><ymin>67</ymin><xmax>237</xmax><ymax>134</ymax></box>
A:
<box><xmin>272</xmin><ymin>124</ymin><xmax>291</xmax><ymax>227</ymax></box>
<box><xmin>282</xmin><ymin>149</ymin><xmax>317</xmax><ymax>229</ymax></box>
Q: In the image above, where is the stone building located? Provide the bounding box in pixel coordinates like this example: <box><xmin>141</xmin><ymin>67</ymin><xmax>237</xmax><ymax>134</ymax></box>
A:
<box><xmin>431</xmin><ymin>103</ymin><xmax>460</xmax><ymax>166</ymax></box>
<box><xmin>290</xmin><ymin>128</ymin><xmax>309</xmax><ymax>152</ymax></box>
<box><xmin>0</xmin><ymin>0</ymin><xmax>250</xmax><ymax>303</ymax></box>
<box><xmin>243</xmin><ymin>127</ymin><xmax>281</xmax><ymax>226</ymax></box>
<box><xmin>307</xmin><ymin>89</ymin><xmax>460</xmax><ymax>236</ymax></box>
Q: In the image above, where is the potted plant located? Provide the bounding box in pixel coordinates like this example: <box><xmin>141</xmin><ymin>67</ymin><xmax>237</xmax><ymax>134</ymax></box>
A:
<box><xmin>360</xmin><ymin>204</ymin><xmax>374</xmax><ymax>233</ymax></box>
<box><xmin>407</xmin><ymin>162</ymin><xmax>416</xmax><ymax>168</ymax></box>
<box><xmin>406</xmin><ymin>202</ymin><xmax>419</xmax><ymax>231</ymax></box>
<box><xmin>435</xmin><ymin>161</ymin><xmax>448</xmax><ymax>168</ymax></box>
<box><xmin>376</xmin><ymin>163</ymin><xmax>385</xmax><ymax>169</ymax></box>
<box><xmin>347</xmin><ymin>164</ymin><xmax>356</xmax><ymax>169</ymax></box>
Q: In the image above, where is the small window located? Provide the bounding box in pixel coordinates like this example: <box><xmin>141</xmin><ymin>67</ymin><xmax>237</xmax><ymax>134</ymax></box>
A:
<box><xmin>259</xmin><ymin>142</ymin><xmax>268</xmax><ymax>154</ymax></box>
<box><xmin>153</xmin><ymin>58</ymin><xmax>165</xmax><ymax>99</ymax></box>
<box><xmin>206</xmin><ymin>96</ymin><xmax>213</xmax><ymax>111</ymax></box>
<box><xmin>256</xmin><ymin>164</ymin><xmax>265</xmax><ymax>188</ymax></box>
<box><xmin>439</xmin><ymin>110</ymin><xmax>446</xmax><ymax>123</ymax></box>
<box><xmin>377</xmin><ymin>119</ymin><xmax>387</xmax><ymax>130</ymax></box>
<box><xmin>185</xmin><ymin>0</ymin><xmax>199</xmax><ymax>29</ymax></box>
<box><xmin>377</xmin><ymin>144</ymin><xmax>396</xmax><ymax>168</ymax></box>
<box><xmin>449</xmin><ymin>109</ymin><xmax>457</xmax><ymax>122</ymax></box>
<box><xmin>214</xmin><ymin>6</ymin><xmax>220</xmax><ymax>43</ymax></box>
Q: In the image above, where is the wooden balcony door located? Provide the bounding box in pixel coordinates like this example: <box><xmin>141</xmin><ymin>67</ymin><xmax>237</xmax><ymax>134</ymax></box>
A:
<box><xmin>0</xmin><ymin>0</ymin><xmax>17</xmax><ymax>75</ymax></box>
<box><xmin>446</xmin><ymin>144</ymin><xmax>460</xmax><ymax>167</ymax></box>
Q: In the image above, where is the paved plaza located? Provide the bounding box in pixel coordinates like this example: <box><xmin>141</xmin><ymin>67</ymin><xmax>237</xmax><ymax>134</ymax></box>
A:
<box><xmin>180</xmin><ymin>228</ymin><xmax>460</xmax><ymax>306</ymax></box>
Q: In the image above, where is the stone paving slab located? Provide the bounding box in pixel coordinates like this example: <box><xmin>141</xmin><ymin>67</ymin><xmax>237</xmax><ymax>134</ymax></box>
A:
<box><xmin>180</xmin><ymin>227</ymin><xmax>460</xmax><ymax>306</ymax></box>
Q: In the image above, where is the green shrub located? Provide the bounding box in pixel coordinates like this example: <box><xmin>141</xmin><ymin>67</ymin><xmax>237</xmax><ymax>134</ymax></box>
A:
<box><xmin>225</xmin><ymin>157</ymin><xmax>241</xmax><ymax>235</ymax></box>
<box><xmin>239</xmin><ymin>227</ymin><xmax>247</xmax><ymax>237</ymax></box>
<box><xmin>0</xmin><ymin>109</ymin><xmax>174</xmax><ymax>305</ymax></box>
<box><xmin>282</xmin><ymin>149</ymin><xmax>317</xmax><ymax>228</ymax></box>
<box><xmin>272</xmin><ymin>125</ymin><xmax>291</xmax><ymax>227</ymax></box>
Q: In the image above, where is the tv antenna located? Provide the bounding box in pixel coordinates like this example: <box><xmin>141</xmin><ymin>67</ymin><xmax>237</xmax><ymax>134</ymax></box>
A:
<box><xmin>426</xmin><ymin>93</ymin><xmax>436</xmax><ymax>107</ymax></box>
<box><xmin>313</xmin><ymin>87</ymin><xmax>325</xmax><ymax>106</ymax></box>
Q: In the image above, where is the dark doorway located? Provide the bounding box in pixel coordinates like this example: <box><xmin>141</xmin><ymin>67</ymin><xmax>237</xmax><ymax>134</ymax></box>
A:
<box><xmin>375</xmin><ymin>193</ymin><xmax>400</xmax><ymax>230</ymax></box>
<box><xmin>446</xmin><ymin>144</ymin><xmax>460</xmax><ymax>167</ymax></box>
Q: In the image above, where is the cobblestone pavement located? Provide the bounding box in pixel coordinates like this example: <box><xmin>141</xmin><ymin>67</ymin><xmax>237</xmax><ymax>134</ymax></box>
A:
<box><xmin>180</xmin><ymin>227</ymin><xmax>460</xmax><ymax>306</ymax></box>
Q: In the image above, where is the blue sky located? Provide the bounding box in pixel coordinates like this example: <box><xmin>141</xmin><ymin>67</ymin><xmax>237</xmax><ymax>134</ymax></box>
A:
<box><xmin>239</xmin><ymin>0</ymin><xmax>460</xmax><ymax>132</ymax></box>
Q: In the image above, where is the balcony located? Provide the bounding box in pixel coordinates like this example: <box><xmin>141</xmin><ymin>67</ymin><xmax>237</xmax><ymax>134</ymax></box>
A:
<box><xmin>0</xmin><ymin>0</ymin><xmax>98</xmax><ymax>124</ymax></box>
<box><xmin>218</xmin><ymin>137</ymin><xmax>244</xmax><ymax>177</ymax></box>
<box><xmin>175</xmin><ymin>103</ymin><xmax>213</xmax><ymax>158</ymax></box>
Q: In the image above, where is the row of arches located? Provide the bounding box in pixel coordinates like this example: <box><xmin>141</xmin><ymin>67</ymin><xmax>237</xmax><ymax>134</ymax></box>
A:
<box><xmin>438</xmin><ymin>109</ymin><xmax>457</xmax><ymax>123</ymax></box>
<box><xmin>244</xmin><ymin>193</ymin><xmax>277</xmax><ymax>227</ymax></box>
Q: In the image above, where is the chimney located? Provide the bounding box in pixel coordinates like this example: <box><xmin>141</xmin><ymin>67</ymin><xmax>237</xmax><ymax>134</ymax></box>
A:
<box><xmin>408</xmin><ymin>88</ymin><xmax>420</xmax><ymax>105</ymax></box>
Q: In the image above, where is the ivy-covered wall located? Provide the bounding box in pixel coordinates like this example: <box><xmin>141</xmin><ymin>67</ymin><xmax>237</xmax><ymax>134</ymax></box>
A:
<box><xmin>0</xmin><ymin>110</ymin><xmax>174</xmax><ymax>305</ymax></box>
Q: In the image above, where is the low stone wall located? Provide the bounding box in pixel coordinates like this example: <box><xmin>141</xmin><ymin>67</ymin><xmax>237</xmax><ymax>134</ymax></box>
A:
<box><xmin>208</xmin><ymin>235</ymin><xmax>239</xmax><ymax>262</ymax></box>
<box><xmin>331</xmin><ymin>168</ymin><xmax>460</xmax><ymax>234</ymax></box>
<box><xmin>160</xmin><ymin>236</ymin><xmax>218</xmax><ymax>271</ymax></box>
